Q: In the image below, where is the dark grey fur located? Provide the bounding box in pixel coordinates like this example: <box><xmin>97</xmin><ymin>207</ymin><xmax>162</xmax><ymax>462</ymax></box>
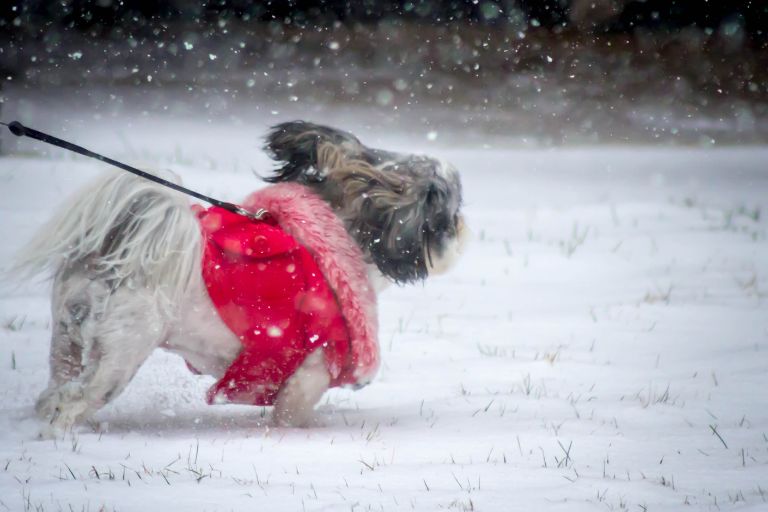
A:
<box><xmin>264</xmin><ymin>121</ymin><xmax>463</xmax><ymax>284</ymax></box>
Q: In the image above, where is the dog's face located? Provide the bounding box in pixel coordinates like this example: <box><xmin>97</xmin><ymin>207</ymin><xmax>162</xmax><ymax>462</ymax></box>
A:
<box><xmin>264</xmin><ymin>121</ymin><xmax>466</xmax><ymax>284</ymax></box>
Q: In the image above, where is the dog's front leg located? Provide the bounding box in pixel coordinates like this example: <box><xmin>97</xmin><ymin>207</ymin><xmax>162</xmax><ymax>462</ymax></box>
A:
<box><xmin>272</xmin><ymin>349</ymin><xmax>330</xmax><ymax>427</ymax></box>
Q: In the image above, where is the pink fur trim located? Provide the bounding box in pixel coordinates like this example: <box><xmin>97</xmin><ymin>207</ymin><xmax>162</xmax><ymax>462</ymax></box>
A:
<box><xmin>243</xmin><ymin>183</ymin><xmax>380</xmax><ymax>385</ymax></box>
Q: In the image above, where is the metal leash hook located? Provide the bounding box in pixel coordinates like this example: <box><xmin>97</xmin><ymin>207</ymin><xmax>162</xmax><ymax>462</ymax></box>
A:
<box><xmin>1</xmin><ymin>120</ymin><xmax>269</xmax><ymax>221</ymax></box>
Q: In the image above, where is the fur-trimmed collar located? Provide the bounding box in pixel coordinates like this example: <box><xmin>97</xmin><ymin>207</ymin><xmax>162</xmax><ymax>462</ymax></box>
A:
<box><xmin>242</xmin><ymin>183</ymin><xmax>380</xmax><ymax>385</ymax></box>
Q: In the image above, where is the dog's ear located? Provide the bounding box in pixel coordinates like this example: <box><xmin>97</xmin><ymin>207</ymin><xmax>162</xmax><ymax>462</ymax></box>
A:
<box><xmin>264</xmin><ymin>121</ymin><xmax>364</xmax><ymax>184</ymax></box>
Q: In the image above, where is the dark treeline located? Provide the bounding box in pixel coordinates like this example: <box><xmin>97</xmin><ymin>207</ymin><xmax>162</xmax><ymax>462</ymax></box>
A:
<box><xmin>2</xmin><ymin>0</ymin><xmax>767</xmax><ymax>43</ymax></box>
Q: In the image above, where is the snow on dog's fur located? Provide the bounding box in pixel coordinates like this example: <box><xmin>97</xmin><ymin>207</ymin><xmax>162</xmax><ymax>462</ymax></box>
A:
<box><xmin>14</xmin><ymin>121</ymin><xmax>467</xmax><ymax>437</ymax></box>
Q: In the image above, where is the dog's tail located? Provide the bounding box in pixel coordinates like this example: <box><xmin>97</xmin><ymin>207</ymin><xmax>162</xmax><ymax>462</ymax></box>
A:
<box><xmin>12</xmin><ymin>171</ymin><xmax>201</xmax><ymax>308</ymax></box>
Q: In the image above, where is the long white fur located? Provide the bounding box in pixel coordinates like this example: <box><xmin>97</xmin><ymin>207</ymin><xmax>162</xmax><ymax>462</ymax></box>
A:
<box><xmin>14</xmin><ymin>171</ymin><xmax>201</xmax><ymax>314</ymax></box>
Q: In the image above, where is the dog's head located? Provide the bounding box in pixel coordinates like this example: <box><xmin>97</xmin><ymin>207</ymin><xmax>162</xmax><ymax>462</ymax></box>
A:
<box><xmin>264</xmin><ymin>121</ymin><xmax>466</xmax><ymax>285</ymax></box>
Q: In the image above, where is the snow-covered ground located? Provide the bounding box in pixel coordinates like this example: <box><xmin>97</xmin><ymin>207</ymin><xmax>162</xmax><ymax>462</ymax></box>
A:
<box><xmin>0</xmin><ymin>101</ymin><xmax>767</xmax><ymax>511</ymax></box>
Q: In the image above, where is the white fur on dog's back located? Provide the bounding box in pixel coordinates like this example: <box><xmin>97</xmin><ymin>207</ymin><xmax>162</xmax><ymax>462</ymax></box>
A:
<box><xmin>14</xmin><ymin>171</ymin><xmax>201</xmax><ymax>311</ymax></box>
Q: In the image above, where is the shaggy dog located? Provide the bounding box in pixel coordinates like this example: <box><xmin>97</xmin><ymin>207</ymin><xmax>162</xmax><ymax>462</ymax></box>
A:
<box><xmin>15</xmin><ymin>121</ymin><xmax>466</xmax><ymax>436</ymax></box>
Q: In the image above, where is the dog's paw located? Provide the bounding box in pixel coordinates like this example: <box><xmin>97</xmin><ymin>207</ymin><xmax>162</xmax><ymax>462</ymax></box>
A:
<box><xmin>35</xmin><ymin>384</ymin><xmax>80</xmax><ymax>419</ymax></box>
<box><xmin>34</xmin><ymin>384</ymin><xmax>88</xmax><ymax>437</ymax></box>
<box><xmin>35</xmin><ymin>388</ymin><xmax>61</xmax><ymax>422</ymax></box>
<box><xmin>271</xmin><ymin>409</ymin><xmax>324</xmax><ymax>428</ymax></box>
<box><xmin>37</xmin><ymin>421</ymin><xmax>67</xmax><ymax>440</ymax></box>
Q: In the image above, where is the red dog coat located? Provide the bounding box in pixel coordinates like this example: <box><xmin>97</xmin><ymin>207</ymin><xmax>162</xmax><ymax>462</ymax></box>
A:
<box><xmin>195</xmin><ymin>183</ymin><xmax>379</xmax><ymax>406</ymax></box>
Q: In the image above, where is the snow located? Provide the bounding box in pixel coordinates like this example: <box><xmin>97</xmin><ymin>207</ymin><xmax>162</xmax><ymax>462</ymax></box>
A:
<box><xmin>1</xmin><ymin>101</ymin><xmax>768</xmax><ymax>511</ymax></box>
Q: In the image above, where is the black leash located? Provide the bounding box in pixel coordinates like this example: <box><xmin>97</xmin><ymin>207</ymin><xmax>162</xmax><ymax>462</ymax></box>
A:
<box><xmin>1</xmin><ymin>120</ymin><xmax>266</xmax><ymax>220</ymax></box>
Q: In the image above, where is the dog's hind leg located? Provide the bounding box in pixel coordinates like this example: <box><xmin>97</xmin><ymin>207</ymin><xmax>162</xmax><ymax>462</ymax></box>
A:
<box><xmin>36</xmin><ymin>270</ymin><xmax>166</xmax><ymax>437</ymax></box>
<box><xmin>39</xmin><ymin>267</ymin><xmax>103</xmax><ymax>387</ymax></box>
<box><xmin>272</xmin><ymin>349</ymin><xmax>331</xmax><ymax>428</ymax></box>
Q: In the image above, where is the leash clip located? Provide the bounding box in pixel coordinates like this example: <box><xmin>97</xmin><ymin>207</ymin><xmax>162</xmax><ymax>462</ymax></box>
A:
<box><xmin>249</xmin><ymin>207</ymin><xmax>269</xmax><ymax>220</ymax></box>
<box><xmin>237</xmin><ymin>206</ymin><xmax>270</xmax><ymax>221</ymax></box>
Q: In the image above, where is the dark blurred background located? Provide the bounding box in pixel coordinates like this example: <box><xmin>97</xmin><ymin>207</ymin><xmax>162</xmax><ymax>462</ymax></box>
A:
<box><xmin>1</xmin><ymin>1</ymin><xmax>767</xmax><ymax>145</ymax></box>
<box><xmin>3</xmin><ymin>1</ymin><xmax>767</xmax><ymax>37</ymax></box>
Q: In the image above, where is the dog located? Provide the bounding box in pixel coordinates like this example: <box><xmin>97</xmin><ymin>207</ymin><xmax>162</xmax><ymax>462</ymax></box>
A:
<box><xmin>14</xmin><ymin>121</ymin><xmax>467</xmax><ymax>436</ymax></box>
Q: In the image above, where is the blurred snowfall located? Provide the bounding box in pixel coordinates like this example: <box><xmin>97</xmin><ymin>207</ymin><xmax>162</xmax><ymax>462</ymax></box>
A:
<box><xmin>2</xmin><ymin>1</ymin><xmax>768</xmax><ymax>146</ymax></box>
<box><xmin>1</xmin><ymin>2</ymin><xmax>768</xmax><ymax>511</ymax></box>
